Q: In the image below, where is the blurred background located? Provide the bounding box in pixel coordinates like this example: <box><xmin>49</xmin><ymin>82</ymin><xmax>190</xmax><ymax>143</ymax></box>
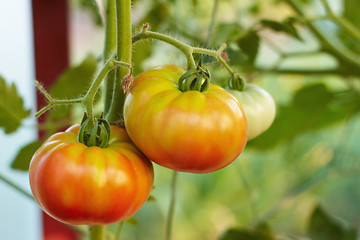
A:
<box><xmin>1</xmin><ymin>0</ymin><xmax>360</xmax><ymax>239</ymax></box>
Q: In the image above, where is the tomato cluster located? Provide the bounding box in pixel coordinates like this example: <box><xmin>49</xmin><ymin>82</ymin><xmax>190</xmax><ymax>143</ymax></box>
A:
<box><xmin>29</xmin><ymin>64</ymin><xmax>275</xmax><ymax>226</ymax></box>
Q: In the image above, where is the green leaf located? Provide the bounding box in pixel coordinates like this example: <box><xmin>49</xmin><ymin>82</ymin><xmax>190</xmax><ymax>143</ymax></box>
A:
<box><xmin>11</xmin><ymin>141</ymin><xmax>43</xmax><ymax>171</ymax></box>
<box><xmin>236</xmin><ymin>31</ymin><xmax>260</xmax><ymax>64</ymax></box>
<box><xmin>212</xmin><ymin>23</ymin><xmax>242</xmax><ymax>46</ymax></box>
<box><xmin>125</xmin><ymin>217</ymin><xmax>138</xmax><ymax>225</ymax></box>
<box><xmin>219</xmin><ymin>223</ymin><xmax>275</xmax><ymax>240</ymax></box>
<box><xmin>137</xmin><ymin>2</ymin><xmax>170</xmax><ymax>31</ymax></box>
<box><xmin>308</xmin><ymin>205</ymin><xmax>356</xmax><ymax>240</ymax></box>
<box><xmin>337</xmin><ymin>0</ymin><xmax>360</xmax><ymax>55</ymax></box>
<box><xmin>79</xmin><ymin>0</ymin><xmax>103</xmax><ymax>26</ymax></box>
<box><xmin>0</xmin><ymin>76</ymin><xmax>31</xmax><ymax>134</ymax></box>
<box><xmin>226</xmin><ymin>45</ymin><xmax>248</xmax><ymax>65</ymax></box>
<box><xmin>248</xmin><ymin>83</ymin><xmax>360</xmax><ymax>149</ymax></box>
<box><xmin>260</xmin><ymin>18</ymin><xmax>302</xmax><ymax>41</ymax></box>
<box><xmin>147</xmin><ymin>195</ymin><xmax>157</xmax><ymax>202</ymax></box>
<box><xmin>249</xmin><ymin>3</ymin><xmax>261</xmax><ymax>15</ymax></box>
<box><xmin>49</xmin><ymin>54</ymin><xmax>98</xmax><ymax>119</ymax></box>
<box><xmin>343</xmin><ymin>0</ymin><xmax>360</xmax><ymax>29</ymax></box>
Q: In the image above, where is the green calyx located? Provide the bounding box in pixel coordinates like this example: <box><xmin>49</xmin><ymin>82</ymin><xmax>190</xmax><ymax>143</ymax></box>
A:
<box><xmin>178</xmin><ymin>64</ymin><xmax>211</xmax><ymax>92</ymax></box>
<box><xmin>78</xmin><ymin>112</ymin><xmax>111</xmax><ymax>148</ymax></box>
<box><xmin>228</xmin><ymin>73</ymin><xmax>246</xmax><ymax>91</ymax></box>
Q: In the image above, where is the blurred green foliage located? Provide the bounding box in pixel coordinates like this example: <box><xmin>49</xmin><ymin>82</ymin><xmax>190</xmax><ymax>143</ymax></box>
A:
<box><xmin>0</xmin><ymin>76</ymin><xmax>31</xmax><ymax>133</ymax></box>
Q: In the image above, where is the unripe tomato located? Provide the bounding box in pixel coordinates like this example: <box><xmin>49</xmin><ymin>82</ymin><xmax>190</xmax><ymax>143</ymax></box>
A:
<box><xmin>29</xmin><ymin>124</ymin><xmax>154</xmax><ymax>225</ymax></box>
<box><xmin>124</xmin><ymin>65</ymin><xmax>248</xmax><ymax>173</ymax></box>
<box><xmin>227</xmin><ymin>84</ymin><xmax>276</xmax><ymax>140</ymax></box>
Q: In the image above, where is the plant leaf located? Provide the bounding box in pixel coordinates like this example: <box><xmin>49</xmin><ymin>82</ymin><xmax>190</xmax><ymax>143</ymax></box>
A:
<box><xmin>308</xmin><ymin>205</ymin><xmax>356</xmax><ymax>240</ymax></box>
<box><xmin>79</xmin><ymin>0</ymin><xmax>104</xmax><ymax>26</ymax></box>
<box><xmin>212</xmin><ymin>23</ymin><xmax>243</xmax><ymax>46</ymax></box>
<box><xmin>219</xmin><ymin>222</ymin><xmax>275</xmax><ymax>240</ymax></box>
<box><xmin>236</xmin><ymin>31</ymin><xmax>260</xmax><ymax>64</ymax></box>
<box><xmin>260</xmin><ymin>18</ymin><xmax>302</xmax><ymax>41</ymax></box>
<box><xmin>343</xmin><ymin>0</ymin><xmax>360</xmax><ymax>29</ymax></box>
<box><xmin>337</xmin><ymin>0</ymin><xmax>360</xmax><ymax>55</ymax></box>
<box><xmin>11</xmin><ymin>141</ymin><xmax>43</xmax><ymax>171</ymax></box>
<box><xmin>0</xmin><ymin>76</ymin><xmax>31</xmax><ymax>134</ymax></box>
<box><xmin>248</xmin><ymin>83</ymin><xmax>360</xmax><ymax>149</ymax></box>
<box><xmin>125</xmin><ymin>217</ymin><xmax>138</xmax><ymax>225</ymax></box>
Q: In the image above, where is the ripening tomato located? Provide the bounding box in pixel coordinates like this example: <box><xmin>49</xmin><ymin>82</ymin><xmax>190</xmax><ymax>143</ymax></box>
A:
<box><xmin>29</xmin><ymin>124</ymin><xmax>154</xmax><ymax>225</ymax></box>
<box><xmin>227</xmin><ymin>83</ymin><xmax>276</xmax><ymax>140</ymax></box>
<box><xmin>124</xmin><ymin>65</ymin><xmax>248</xmax><ymax>174</ymax></box>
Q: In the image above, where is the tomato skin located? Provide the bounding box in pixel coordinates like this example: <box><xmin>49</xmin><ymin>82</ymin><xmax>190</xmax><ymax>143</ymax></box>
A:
<box><xmin>29</xmin><ymin>124</ymin><xmax>154</xmax><ymax>225</ymax></box>
<box><xmin>124</xmin><ymin>65</ymin><xmax>248</xmax><ymax>173</ymax></box>
<box><xmin>227</xmin><ymin>84</ymin><xmax>276</xmax><ymax>140</ymax></box>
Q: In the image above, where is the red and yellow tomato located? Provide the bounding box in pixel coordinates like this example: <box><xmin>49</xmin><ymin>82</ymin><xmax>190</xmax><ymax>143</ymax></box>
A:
<box><xmin>29</xmin><ymin>124</ymin><xmax>154</xmax><ymax>225</ymax></box>
<box><xmin>124</xmin><ymin>65</ymin><xmax>248</xmax><ymax>173</ymax></box>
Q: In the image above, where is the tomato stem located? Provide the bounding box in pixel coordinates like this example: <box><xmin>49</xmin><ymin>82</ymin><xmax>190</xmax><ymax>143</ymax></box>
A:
<box><xmin>34</xmin><ymin>80</ymin><xmax>83</xmax><ymax>118</ymax></box>
<box><xmin>205</xmin><ymin>0</ymin><xmax>219</xmax><ymax>47</ymax></box>
<box><xmin>105</xmin><ymin>0</ymin><xmax>132</xmax><ymax>122</ymax></box>
<box><xmin>228</xmin><ymin>73</ymin><xmax>246</xmax><ymax>91</ymax></box>
<box><xmin>103</xmin><ymin>0</ymin><xmax>117</xmax><ymax>115</ymax></box>
<box><xmin>165</xmin><ymin>171</ymin><xmax>178</xmax><ymax>240</ymax></box>
<box><xmin>83</xmin><ymin>58</ymin><xmax>116</xmax><ymax>116</ymax></box>
<box><xmin>0</xmin><ymin>173</ymin><xmax>34</xmax><ymax>200</ymax></box>
<box><xmin>133</xmin><ymin>27</ymin><xmax>196</xmax><ymax>68</ymax></box>
<box><xmin>193</xmin><ymin>44</ymin><xmax>234</xmax><ymax>75</ymax></box>
<box><xmin>115</xmin><ymin>221</ymin><xmax>125</xmax><ymax>240</ymax></box>
<box><xmin>34</xmin><ymin>59</ymin><xmax>130</xmax><ymax>118</ymax></box>
<box><xmin>132</xmin><ymin>30</ymin><xmax>236</xmax><ymax>75</ymax></box>
<box><xmin>89</xmin><ymin>225</ymin><xmax>106</xmax><ymax>240</ymax></box>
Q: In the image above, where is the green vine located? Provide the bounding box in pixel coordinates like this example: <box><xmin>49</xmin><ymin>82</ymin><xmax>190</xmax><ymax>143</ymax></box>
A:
<box><xmin>103</xmin><ymin>0</ymin><xmax>117</xmax><ymax>115</ymax></box>
<box><xmin>89</xmin><ymin>225</ymin><xmax>106</xmax><ymax>240</ymax></box>
<box><xmin>279</xmin><ymin>0</ymin><xmax>360</xmax><ymax>76</ymax></box>
<box><xmin>35</xmin><ymin>58</ymin><xmax>130</xmax><ymax>118</ymax></box>
<box><xmin>132</xmin><ymin>25</ymin><xmax>235</xmax><ymax>75</ymax></box>
<box><xmin>105</xmin><ymin>0</ymin><xmax>132</xmax><ymax>122</ymax></box>
<box><xmin>166</xmin><ymin>171</ymin><xmax>179</xmax><ymax>240</ymax></box>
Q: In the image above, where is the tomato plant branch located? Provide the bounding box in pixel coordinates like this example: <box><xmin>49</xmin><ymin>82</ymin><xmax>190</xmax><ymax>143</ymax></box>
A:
<box><xmin>193</xmin><ymin>44</ymin><xmax>234</xmax><ymax>75</ymax></box>
<box><xmin>237</xmin><ymin>167</ymin><xmax>258</xmax><ymax>219</ymax></box>
<box><xmin>35</xmin><ymin>59</ymin><xmax>130</xmax><ymax>118</ymax></box>
<box><xmin>35</xmin><ymin>80</ymin><xmax>83</xmax><ymax>117</ymax></box>
<box><xmin>103</xmin><ymin>0</ymin><xmax>117</xmax><ymax>115</ymax></box>
<box><xmin>83</xmin><ymin>58</ymin><xmax>127</xmax><ymax>116</ymax></box>
<box><xmin>132</xmin><ymin>29</ymin><xmax>235</xmax><ymax>75</ymax></box>
<box><xmin>319</xmin><ymin>0</ymin><xmax>360</xmax><ymax>44</ymax></box>
<box><xmin>256</xmin><ymin>68</ymin><xmax>346</xmax><ymax>76</ymax></box>
<box><xmin>115</xmin><ymin>221</ymin><xmax>125</xmax><ymax>240</ymax></box>
<box><xmin>285</xmin><ymin>0</ymin><xmax>360</xmax><ymax>76</ymax></box>
<box><xmin>166</xmin><ymin>171</ymin><xmax>178</xmax><ymax>240</ymax></box>
<box><xmin>106</xmin><ymin>0</ymin><xmax>132</xmax><ymax>122</ymax></box>
<box><xmin>89</xmin><ymin>225</ymin><xmax>106</xmax><ymax>240</ymax></box>
<box><xmin>205</xmin><ymin>0</ymin><xmax>219</xmax><ymax>47</ymax></box>
<box><xmin>132</xmin><ymin>26</ymin><xmax>196</xmax><ymax>68</ymax></box>
<box><xmin>0</xmin><ymin>173</ymin><xmax>34</xmax><ymax>200</ymax></box>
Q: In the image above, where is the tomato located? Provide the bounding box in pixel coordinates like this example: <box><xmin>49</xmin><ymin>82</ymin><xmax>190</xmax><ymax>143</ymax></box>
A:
<box><xmin>227</xmin><ymin>83</ymin><xmax>276</xmax><ymax>140</ymax></box>
<box><xmin>29</xmin><ymin>124</ymin><xmax>154</xmax><ymax>225</ymax></box>
<box><xmin>124</xmin><ymin>65</ymin><xmax>248</xmax><ymax>173</ymax></box>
